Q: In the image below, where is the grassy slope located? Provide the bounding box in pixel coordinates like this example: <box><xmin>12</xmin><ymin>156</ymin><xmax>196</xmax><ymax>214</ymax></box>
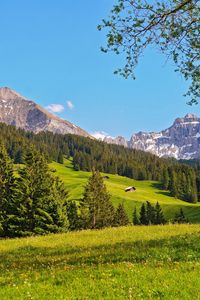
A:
<box><xmin>1</xmin><ymin>225</ymin><xmax>200</xmax><ymax>299</ymax></box>
<box><xmin>50</xmin><ymin>159</ymin><xmax>200</xmax><ymax>223</ymax></box>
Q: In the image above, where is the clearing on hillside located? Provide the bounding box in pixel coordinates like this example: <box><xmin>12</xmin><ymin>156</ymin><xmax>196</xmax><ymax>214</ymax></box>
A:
<box><xmin>50</xmin><ymin>160</ymin><xmax>200</xmax><ymax>223</ymax></box>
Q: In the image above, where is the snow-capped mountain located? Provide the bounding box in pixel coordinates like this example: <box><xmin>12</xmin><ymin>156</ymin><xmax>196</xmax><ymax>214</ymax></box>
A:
<box><xmin>91</xmin><ymin>131</ymin><xmax>128</xmax><ymax>147</ymax></box>
<box><xmin>97</xmin><ymin>114</ymin><xmax>200</xmax><ymax>159</ymax></box>
<box><xmin>0</xmin><ymin>87</ymin><xmax>90</xmax><ymax>137</ymax></box>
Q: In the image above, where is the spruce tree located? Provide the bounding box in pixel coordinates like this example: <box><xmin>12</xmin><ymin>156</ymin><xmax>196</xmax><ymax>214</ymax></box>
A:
<box><xmin>146</xmin><ymin>201</ymin><xmax>156</xmax><ymax>225</ymax></box>
<box><xmin>139</xmin><ymin>203</ymin><xmax>148</xmax><ymax>225</ymax></box>
<box><xmin>15</xmin><ymin>149</ymin><xmax>25</xmax><ymax>164</ymax></box>
<box><xmin>169</xmin><ymin>171</ymin><xmax>178</xmax><ymax>198</ymax></box>
<box><xmin>57</xmin><ymin>150</ymin><xmax>64</xmax><ymax>164</ymax></box>
<box><xmin>17</xmin><ymin>147</ymin><xmax>68</xmax><ymax>235</ymax></box>
<box><xmin>132</xmin><ymin>207</ymin><xmax>140</xmax><ymax>225</ymax></box>
<box><xmin>173</xmin><ymin>208</ymin><xmax>189</xmax><ymax>224</ymax></box>
<box><xmin>162</xmin><ymin>168</ymin><xmax>169</xmax><ymax>190</ymax></box>
<box><xmin>113</xmin><ymin>203</ymin><xmax>129</xmax><ymax>227</ymax></box>
<box><xmin>81</xmin><ymin>170</ymin><xmax>114</xmax><ymax>229</ymax></box>
<box><xmin>155</xmin><ymin>202</ymin><xmax>166</xmax><ymax>225</ymax></box>
<box><xmin>0</xmin><ymin>144</ymin><xmax>20</xmax><ymax>237</ymax></box>
<box><xmin>67</xmin><ymin>201</ymin><xmax>80</xmax><ymax>231</ymax></box>
<box><xmin>48</xmin><ymin>176</ymin><xmax>69</xmax><ymax>232</ymax></box>
<box><xmin>189</xmin><ymin>171</ymin><xmax>198</xmax><ymax>203</ymax></box>
<box><xmin>190</xmin><ymin>187</ymin><xmax>198</xmax><ymax>203</ymax></box>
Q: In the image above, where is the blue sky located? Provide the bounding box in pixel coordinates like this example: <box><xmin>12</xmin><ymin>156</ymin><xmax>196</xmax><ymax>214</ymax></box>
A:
<box><xmin>0</xmin><ymin>0</ymin><xmax>199</xmax><ymax>138</ymax></box>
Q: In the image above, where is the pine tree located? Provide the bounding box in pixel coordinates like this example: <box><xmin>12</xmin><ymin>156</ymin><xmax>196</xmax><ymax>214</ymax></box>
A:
<box><xmin>190</xmin><ymin>187</ymin><xmax>198</xmax><ymax>203</ymax></box>
<box><xmin>81</xmin><ymin>170</ymin><xmax>114</xmax><ymax>229</ymax></box>
<box><xmin>155</xmin><ymin>202</ymin><xmax>166</xmax><ymax>225</ymax></box>
<box><xmin>139</xmin><ymin>203</ymin><xmax>148</xmax><ymax>225</ymax></box>
<box><xmin>162</xmin><ymin>168</ymin><xmax>169</xmax><ymax>190</ymax></box>
<box><xmin>17</xmin><ymin>147</ymin><xmax>68</xmax><ymax>235</ymax></box>
<box><xmin>170</xmin><ymin>171</ymin><xmax>178</xmax><ymax>198</ymax></box>
<box><xmin>0</xmin><ymin>143</ymin><xmax>20</xmax><ymax>237</ymax></box>
<box><xmin>48</xmin><ymin>176</ymin><xmax>69</xmax><ymax>232</ymax></box>
<box><xmin>113</xmin><ymin>203</ymin><xmax>129</xmax><ymax>227</ymax></box>
<box><xmin>67</xmin><ymin>201</ymin><xmax>80</xmax><ymax>231</ymax></box>
<box><xmin>15</xmin><ymin>149</ymin><xmax>25</xmax><ymax>164</ymax></box>
<box><xmin>57</xmin><ymin>150</ymin><xmax>64</xmax><ymax>164</ymax></box>
<box><xmin>146</xmin><ymin>201</ymin><xmax>156</xmax><ymax>225</ymax></box>
<box><xmin>132</xmin><ymin>207</ymin><xmax>140</xmax><ymax>225</ymax></box>
<box><xmin>189</xmin><ymin>171</ymin><xmax>198</xmax><ymax>203</ymax></box>
<box><xmin>173</xmin><ymin>208</ymin><xmax>189</xmax><ymax>224</ymax></box>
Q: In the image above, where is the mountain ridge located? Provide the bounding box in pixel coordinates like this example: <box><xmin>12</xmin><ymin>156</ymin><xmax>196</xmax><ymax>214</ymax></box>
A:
<box><xmin>94</xmin><ymin>114</ymin><xmax>200</xmax><ymax>160</ymax></box>
<box><xmin>0</xmin><ymin>87</ymin><xmax>90</xmax><ymax>137</ymax></box>
<box><xmin>0</xmin><ymin>87</ymin><xmax>199</xmax><ymax>160</ymax></box>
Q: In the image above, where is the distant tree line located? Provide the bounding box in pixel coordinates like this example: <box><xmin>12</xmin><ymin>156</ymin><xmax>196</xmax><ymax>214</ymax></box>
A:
<box><xmin>179</xmin><ymin>159</ymin><xmax>200</xmax><ymax>201</ymax></box>
<box><xmin>162</xmin><ymin>165</ymin><xmax>198</xmax><ymax>203</ymax></box>
<box><xmin>133</xmin><ymin>202</ymin><xmax>166</xmax><ymax>225</ymax></box>
<box><xmin>0</xmin><ymin>122</ymin><xmax>198</xmax><ymax>203</ymax></box>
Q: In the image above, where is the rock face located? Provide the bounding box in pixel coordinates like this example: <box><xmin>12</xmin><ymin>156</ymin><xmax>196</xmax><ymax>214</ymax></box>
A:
<box><xmin>104</xmin><ymin>136</ymin><xmax>128</xmax><ymax>147</ymax></box>
<box><xmin>0</xmin><ymin>87</ymin><xmax>90</xmax><ymax>137</ymax></box>
<box><xmin>102</xmin><ymin>114</ymin><xmax>200</xmax><ymax>159</ymax></box>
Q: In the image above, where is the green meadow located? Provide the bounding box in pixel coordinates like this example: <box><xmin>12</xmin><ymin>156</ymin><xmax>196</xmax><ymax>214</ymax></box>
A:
<box><xmin>50</xmin><ymin>159</ymin><xmax>200</xmax><ymax>223</ymax></box>
<box><xmin>1</xmin><ymin>225</ymin><xmax>200</xmax><ymax>299</ymax></box>
<box><xmin>1</xmin><ymin>160</ymin><xmax>200</xmax><ymax>299</ymax></box>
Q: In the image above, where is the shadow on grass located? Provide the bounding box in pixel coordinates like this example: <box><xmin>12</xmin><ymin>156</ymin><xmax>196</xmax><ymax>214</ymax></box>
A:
<box><xmin>150</xmin><ymin>182</ymin><xmax>172</xmax><ymax>197</ymax></box>
<box><xmin>1</xmin><ymin>232</ymin><xmax>200</xmax><ymax>272</ymax></box>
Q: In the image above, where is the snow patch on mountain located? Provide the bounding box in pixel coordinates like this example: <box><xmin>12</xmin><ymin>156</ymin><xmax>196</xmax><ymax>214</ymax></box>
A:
<box><xmin>93</xmin><ymin>114</ymin><xmax>200</xmax><ymax>159</ymax></box>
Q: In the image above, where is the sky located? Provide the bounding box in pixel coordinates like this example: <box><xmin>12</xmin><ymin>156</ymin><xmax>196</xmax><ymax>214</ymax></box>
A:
<box><xmin>0</xmin><ymin>0</ymin><xmax>199</xmax><ymax>139</ymax></box>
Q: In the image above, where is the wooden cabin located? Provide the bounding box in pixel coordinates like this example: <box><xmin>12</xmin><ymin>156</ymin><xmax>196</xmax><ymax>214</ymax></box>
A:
<box><xmin>125</xmin><ymin>186</ymin><xmax>136</xmax><ymax>192</ymax></box>
<box><xmin>102</xmin><ymin>176</ymin><xmax>110</xmax><ymax>180</ymax></box>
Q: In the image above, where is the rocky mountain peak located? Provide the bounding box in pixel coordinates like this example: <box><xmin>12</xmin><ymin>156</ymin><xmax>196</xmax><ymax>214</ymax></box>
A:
<box><xmin>0</xmin><ymin>87</ymin><xmax>26</xmax><ymax>101</ymax></box>
<box><xmin>0</xmin><ymin>87</ymin><xmax>90</xmax><ymax>138</ymax></box>
<box><xmin>104</xmin><ymin>135</ymin><xmax>128</xmax><ymax>147</ymax></box>
<box><xmin>98</xmin><ymin>114</ymin><xmax>200</xmax><ymax>160</ymax></box>
<box><xmin>184</xmin><ymin>113</ymin><xmax>199</xmax><ymax>120</ymax></box>
<box><xmin>173</xmin><ymin>114</ymin><xmax>200</xmax><ymax>126</ymax></box>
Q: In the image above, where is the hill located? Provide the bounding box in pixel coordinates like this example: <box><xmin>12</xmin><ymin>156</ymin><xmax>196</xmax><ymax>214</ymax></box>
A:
<box><xmin>1</xmin><ymin>225</ymin><xmax>200</xmax><ymax>299</ymax></box>
<box><xmin>50</xmin><ymin>159</ymin><xmax>200</xmax><ymax>223</ymax></box>
<box><xmin>0</xmin><ymin>121</ymin><xmax>199</xmax><ymax>203</ymax></box>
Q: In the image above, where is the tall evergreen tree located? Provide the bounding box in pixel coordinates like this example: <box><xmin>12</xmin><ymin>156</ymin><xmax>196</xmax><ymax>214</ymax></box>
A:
<box><xmin>155</xmin><ymin>202</ymin><xmax>166</xmax><ymax>225</ymax></box>
<box><xmin>17</xmin><ymin>147</ymin><xmax>68</xmax><ymax>235</ymax></box>
<box><xmin>132</xmin><ymin>207</ymin><xmax>140</xmax><ymax>225</ymax></box>
<box><xmin>67</xmin><ymin>201</ymin><xmax>80</xmax><ymax>231</ymax></box>
<box><xmin>146</xmin><ymin>201</ymin><xmax>156</xmax><ymax>225</ymax></box>
<box><xmin>173</xmin><ymin>208</ymin><xmax>189</xmax><ymax>224</ymax></box>
<box><xmin>57</xmin><ymin>150</ymin><xmax>64</xmax><ymax>164</ymax></box>
<box><xmin>0</xmin><ymin>144</ymin><xmax>20</xmax><ymax>237</ymax></box>
<box><xmin>113</xmin><ymin>203</ymin><xmax>129</xmax><ymax>227</ymax></box>
<box><xmin>170</xmin><ymin>171</ymin><xmax>178</xmax><ymax>198</ymax></box>
<box><xmin>162</xmin><ymin>168</ymin><xmax>169</xmax><ymax>190</ymax></box>
<box><xmin>81</xmin><ymin>170</ymin><xmax>114</xmax><ymax>229</ymax></box>
<box><xmin>139</xmin><ymin>203</ymin><xmax>148</xmax><ymax>225</ymax></box>
<box><xmin>48</xmin><ymin>176</ymin><xmax>69</xmax><ymax>232</ymax></box>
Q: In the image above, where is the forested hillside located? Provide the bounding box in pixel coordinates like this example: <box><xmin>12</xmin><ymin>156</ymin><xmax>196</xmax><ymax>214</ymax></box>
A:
<box><xmin>0</xmin><ymin>122</ymin><xmax>198</xmax><ymax>203</ymax></box>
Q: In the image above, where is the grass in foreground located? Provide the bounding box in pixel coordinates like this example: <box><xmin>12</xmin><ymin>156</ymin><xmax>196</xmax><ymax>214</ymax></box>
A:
<box><xmin>50</xmin><ymin>160</ymin><xmax>200</xmax><ymax>222</ymax></box>
<box><xmin>1</xmin><ymin>225</ymin><xmax>200</xmax><ymax>299</ymax></box>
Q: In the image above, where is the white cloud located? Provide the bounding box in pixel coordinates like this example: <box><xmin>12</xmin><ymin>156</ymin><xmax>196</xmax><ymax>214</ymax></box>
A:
<box><xmin>67</xmin><ymin>100</ymin><xmax>74</xmax><ymax>110</ymax></box>
<box><xmin>46</xmin><ymin>104</ymin><xmax>64</xmax><ymax>113</ymax></box>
